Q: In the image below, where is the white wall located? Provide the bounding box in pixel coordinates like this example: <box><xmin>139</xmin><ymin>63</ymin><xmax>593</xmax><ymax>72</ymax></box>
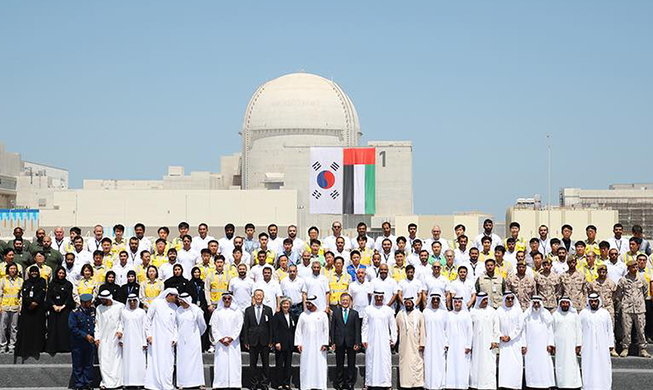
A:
<box><xmin>40</xmin><ymin>189</ymin><xmax>298</xmax><ymax>229</ymax></box>
<box><xmin>505</xmin><ymin>208</ymin><xmax>619</xmax><ymax>241</ymax></box>
<box><xmin>370</xmin><ymin>141</ymin><xmax>413</xmax><ymax>219</ymax></box>
<box><xmin>395</xmin><ymin>213</ymin><xmax>492</xmax><ymax>242</ymax></box>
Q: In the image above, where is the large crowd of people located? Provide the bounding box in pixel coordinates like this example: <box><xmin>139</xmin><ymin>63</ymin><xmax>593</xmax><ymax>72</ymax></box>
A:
<box><xmin>0</xmin><ymin>218</ymin><xmax>651</xmax><ymax>390</ymax></box>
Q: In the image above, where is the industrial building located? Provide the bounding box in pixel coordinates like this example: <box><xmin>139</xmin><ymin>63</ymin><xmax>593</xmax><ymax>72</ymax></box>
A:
<box><xmin>561</xmin><ymin>184</ymin><xmax>653</xmax><ymax>234</ymax></box>
<box><xmin>8</xmin><ymin>72</ymin><xmax>413</xmax><ymax>236</ymax></box>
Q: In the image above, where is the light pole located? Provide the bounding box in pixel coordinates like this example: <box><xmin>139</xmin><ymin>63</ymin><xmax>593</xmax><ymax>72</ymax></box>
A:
<box><xmin>547</xmin><ymin>133</ymin><xmax>552</xmax><ymax>227</ymax></box>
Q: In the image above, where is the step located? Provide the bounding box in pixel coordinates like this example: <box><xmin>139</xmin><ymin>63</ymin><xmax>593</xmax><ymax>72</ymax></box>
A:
<box><xmin>1</xmin><ymin>349</ymin><xmax>651</xmax><ymax>388</ymax></box>
<box><xmin>0</xmin><ymin>364</ymin><xmax>390</xmax><ymax>389</ymax></box>
<box><xmin>4</xmin><ymin>346</ymin><xmax>651</xmax><ymax>367</ymax></box>
<box><xmin>1</xmin><ymin>351</ymin><xmax>397</xmax><ymax>366</ymax></box>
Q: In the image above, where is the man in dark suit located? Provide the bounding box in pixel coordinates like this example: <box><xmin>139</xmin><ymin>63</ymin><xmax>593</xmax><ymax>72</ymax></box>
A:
<box><xmin>242</xmin><ymin>288</ymin><xmax>274</xmax><ymax>390</ymax></box>
<box><xmin>271</xmin><ymin>296</ymin><xmax>296</xmax><ymax>390</ymax></box>
<box><xmin>330</xmin><ymin>292</ymin><xmax>362</xmax><ymax>390</ymax></box>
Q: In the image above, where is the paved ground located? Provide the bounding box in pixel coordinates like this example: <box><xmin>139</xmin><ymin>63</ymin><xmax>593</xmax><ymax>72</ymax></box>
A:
<box><xmin>0</xmin><ymin>350</ymin><xmax>650</xmax><ymax>389</ymax></box>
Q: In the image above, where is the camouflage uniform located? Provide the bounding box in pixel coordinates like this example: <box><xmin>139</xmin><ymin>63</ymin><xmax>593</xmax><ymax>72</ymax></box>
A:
<box><xmin>506</xmin><ymin>273</ymin><xmax>536</xmax><ymax>309</ymax></box>
<box><xmin>560</xmin><ymin>270</ymin><xmax>589</xmax><ymax>312</ymax></box>
<box><xmin>589</xmin><ymin>278</ymin><xmax>617</xmax><ymax>326</ymax></box>
<box><xmin>535</xmin><ymin>271</ymin><xmax>562</xmax><ymax>311</ymax></box>
<box><xmin>617</xmin><ymin>273</ymin><xmax>648</xmax><ymax>350</ymax></box>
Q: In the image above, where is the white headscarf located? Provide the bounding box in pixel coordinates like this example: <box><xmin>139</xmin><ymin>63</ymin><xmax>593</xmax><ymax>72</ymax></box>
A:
<box><xmin>585</xmin><ymin>292</ymin><xmax>603</xmax><ymax>312</ymax></box>
<box><xmin>473</xmin><ymin>292</ymin><xmax>490</xmax><ymax>310</ymax></box>
<box><xmin>217</xmin><ymin>292</ymin><xmax>239</xmax><ymax>311</ymax></box>
<box><xmin>555</xmin><ymin>296</ymin><xmax>577</xmax><ymax>315</ymax></box>
<box><xmin>156</xmin><ymin>287</ymin><xmax>179</xmax><ymax>301</ymax></box>
<box><xmin>425</xmin><ymin>293</ymin><xmax>447</xmax><ymax>312</ymax></box>
<box><xmin>499</xmin><ymin>291</ymin><xmax>522</xmax><ymax>312</ymax></box>
<box><xmin>452</xmin><ymin>295</ymin><xmax>465</xmax><ymax>313</ymax></box>
<box><xmin>524</xmin><ymin>295</ymin><xmax>553</xmax><ymax>325</ymax></box>
<box><xmin>399</xmin><ymin>296</ymin><xmax>420</xmax><ymax>335</ymax></box>
<box><xmin>179</xmin><ymin>292</ymin><xmax>193</xmax><ymax>307</ymax></box>
<box><xmin>372</xmin><ymin>291</ymin><xmax>385</xmax><ymax>307</ymax></box>
<box><xmin>125</xmin><ymin>293</ymin><xmax>139</xmax><ymax>311</ymax></box>
<box><xmin>98</xmin><ymin>289</ymin><xmax>114</xmax><ymax>304</ymax></box>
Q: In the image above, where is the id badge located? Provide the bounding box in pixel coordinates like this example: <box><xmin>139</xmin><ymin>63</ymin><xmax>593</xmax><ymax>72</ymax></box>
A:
<box><xmin>492</xmin><ymin>284</ymin><xmax>497</xmax><ymax>293</ymax></box>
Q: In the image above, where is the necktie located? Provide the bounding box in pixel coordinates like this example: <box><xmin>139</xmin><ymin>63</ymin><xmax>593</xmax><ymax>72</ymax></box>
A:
<box><xmin>344</xmin><ymin>308</ymin><xmax>348</xmax><ymax>324</ymax></box>
<box><xmin>256</xmin><ymin>306</ymin><xmax>261</xmax><ymax>324</ymax></box>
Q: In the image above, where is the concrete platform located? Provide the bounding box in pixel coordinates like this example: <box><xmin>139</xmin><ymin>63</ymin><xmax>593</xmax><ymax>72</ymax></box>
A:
<box><xmin>1</xmin><ymin>349</ymin><xmax>651</xmax><ymax>389</ymax></box>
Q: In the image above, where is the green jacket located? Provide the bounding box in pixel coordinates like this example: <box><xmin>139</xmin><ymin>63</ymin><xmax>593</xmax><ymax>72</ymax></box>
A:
<box><xmin>42</xmin><ymin>249</ymin><xmax>63</xmax><ymax>271</ymax></box>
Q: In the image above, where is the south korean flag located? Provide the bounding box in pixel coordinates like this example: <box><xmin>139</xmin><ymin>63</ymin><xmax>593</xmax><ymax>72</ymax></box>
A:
<box><xmin>309</xmin><ymin>147</ymin><xmax>343</xmax><ymax>214</ymax></box>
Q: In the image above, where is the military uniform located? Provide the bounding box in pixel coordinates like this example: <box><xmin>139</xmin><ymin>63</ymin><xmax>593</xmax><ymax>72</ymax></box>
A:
<box><xmin>560</xmin><ymin>270</ymin><xmax>588</xmax><ymax>312</ymax></box>
<box><xmin>534</xmin><ymin>271</ymin><xmax>562</xmax><ymax>311</ymax></box>
<box><xmin>68</xmin><ymin>304</ymin><xmax>96</xmax><ymax>389</ymax></box>
<box><xmin>617</xmin><ymin>273</ymin><xmax>648</xmax><ymax>352</ymax></box>
<box><xmin>589</xmin><ymin>278</ymin><xmax>617</xmax><ymax>325</ymax></box>
<box><xmin>637</xmin><ymin>266</ymin><xmax>653</xmax><ymax>340</ymax></box>
<box><xmin>506</xmin><ymin>273</ymin><xmax>536</xmax><ymax>309</ymax></box>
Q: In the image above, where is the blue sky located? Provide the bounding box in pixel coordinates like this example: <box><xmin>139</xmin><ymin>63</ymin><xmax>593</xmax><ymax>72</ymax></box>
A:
<box><xmin>1</xmin><ymin>1</ymin><xmax>651</xmax><ymax>218</ymax></box>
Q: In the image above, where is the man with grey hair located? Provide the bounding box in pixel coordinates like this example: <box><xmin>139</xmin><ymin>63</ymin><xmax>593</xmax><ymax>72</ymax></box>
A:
<box><xmin>303</xmin><ymin>260</ymin><xmax>330</xmax><ymax>312</ymax></box>
<box><xmin>51</xmin><ymin>226</ymin><xmax>67</xmax><ymax>254</ymax></box>
<box><xmin>86</xmin><ymin>225</ymin><xmax>105</xmax><ymax>253</ymax></box>
<box><xmin>425</xmin><ymin>225</ymin><xmax>450</xmax><ymax>255</ymax></box>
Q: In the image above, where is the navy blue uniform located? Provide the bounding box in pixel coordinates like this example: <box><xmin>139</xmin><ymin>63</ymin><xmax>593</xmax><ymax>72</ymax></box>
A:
<box><xmin>68</xmin><ymin>307</ymin><xmax>96</xmax><ymax>389</ymax></box>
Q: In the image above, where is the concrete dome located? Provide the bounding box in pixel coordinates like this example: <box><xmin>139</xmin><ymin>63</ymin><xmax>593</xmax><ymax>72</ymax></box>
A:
<box><xmin>241</xmin><ymin>72</ymin><xmax>361</xmax><ymax>189</ymax></box>
<box><xmin>242</xmin><ymin>72</ymin><xmax>360</xmax><ymax>145</ymax></box>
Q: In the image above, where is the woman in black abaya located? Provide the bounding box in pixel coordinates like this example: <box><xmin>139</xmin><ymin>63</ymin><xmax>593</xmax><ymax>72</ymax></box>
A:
<box><xmin>189</xmin><ymin>266</ymin><xmax>210</xmax><ymax>351</ymax></box>
<box><xmin>163</xmin><ymin>264</ymin><xmax>190</xmax><ymax>294</ymax></box>
<box><xmin>96</xmin><ymin>271</ymin><xmax>119</xmax><ymax>305</ymax></box>
<box><xmin>15</xmin><ymin>266</ymin><xmax>47</xmax><ymax>360</ymax></box>
<box><xmin>45</xmin><ymin>266</ymin><xmax>74</xmax><ymax>354</ymax></box>
<box><xmin>117</xmin><ymin>270</ymin><xmax>140</xmax><ymax>304</ymax></box>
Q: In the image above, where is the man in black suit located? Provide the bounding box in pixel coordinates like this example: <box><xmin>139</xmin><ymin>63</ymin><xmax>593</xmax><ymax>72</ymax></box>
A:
<box><xmin>271</xmin><ymin>296</ymin><xmax>296</xmax><ymax>390</ymax></box>
<box><xmin>242</xmin><ymin>288</ymin><xmax>274</xmax><ymax>390</ymax></box>
<box><xmin>330</xmin><ymin>292</ymin><xmax>362</xmax><ymax>390</ymax></box>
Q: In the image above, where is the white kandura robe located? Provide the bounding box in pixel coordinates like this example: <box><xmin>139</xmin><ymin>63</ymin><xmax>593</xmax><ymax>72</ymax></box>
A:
<box><xmin>362</xmin><ymin>304</ymin><xmax>397</xmax><ymax>387</ymax></box>
<box><xmin>96</xmin><ymin>301</ymin><xmax>125</xmax><ymax>388</ymax></box>
<box><xmin>176</xmin><ymin>303</ymin><xmax>207</xmax><ymax>388</ymax></box>
<box><xmin>497</xmin><ymin>305</ymin><xmax>525</xmax><ymax>389</ymax></box>
<box><xmin>553</xmin><ymin>309</ymin><xmax>582</xmax><ymax>388</ymax></box>
<box><xmin>423</xmin><ymin>307</ymin><xmax>448</xmax><ymax>390</ymax></box>
<box><xmin>120</xmin><ymin>306</ymin><xmax>147</xmax><ymax>386</ymax></box>
<box><xmin>444</xmin><ymin>309</ymin><xmax>472</xmax><ymax>390</ymax></box>
<box><xmin>295</xmin><ymin>310</ymin><xmax>330</xmax><ymax>390</ymax></box>
<box><xmin>523</xmin><ymin>308</ymin><xmax>555</xmax><ymax>388</ymax></box>
<box><xmin>579</xmin><ymin>307</ymin><xmax>613</xmax><ymax>390</ymax></box>
<box><xmin>211</xmin><ymin>306</ymin><xmax>244</xmax><ymax>389</ymax></box>
<box><xmin>144</xmin><ymin>299</ymin><xmax>178</xmax><ymax>390</ymax></box>
<box><xmin>396</xmin><ymin>309</ymin><xmax>426</xmax><ymax>388</ymax></box>
<box><xmin>469</xmin><ymin>306</ymin><xmax>500</xmax><ymax>390</ymax></box>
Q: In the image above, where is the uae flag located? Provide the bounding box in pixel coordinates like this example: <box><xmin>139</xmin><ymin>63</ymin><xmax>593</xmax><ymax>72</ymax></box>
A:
<box><xmin>310</xmin><ymin>147</ymin><xmax>376</xmax><ymax>215</ymax></box>
<box><xmin>343</xmin><ymin>148</ymin><xmax>376</xmax><ymax>214</ymax></box>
